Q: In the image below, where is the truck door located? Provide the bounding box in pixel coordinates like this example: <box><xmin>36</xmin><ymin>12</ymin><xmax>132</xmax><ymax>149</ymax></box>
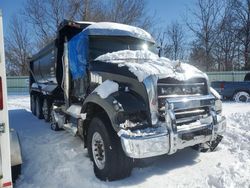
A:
<box><xmin>0</xmin><ymin>10</ymin><xmax>13</xmax><ymax>188</ymax></box>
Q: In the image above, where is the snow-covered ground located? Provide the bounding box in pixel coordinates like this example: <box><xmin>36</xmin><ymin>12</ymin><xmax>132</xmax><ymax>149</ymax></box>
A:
<box><xmin>7</xmin><ymin>95</ymin><xmax>250</xmax><ymax>188</ymax></box>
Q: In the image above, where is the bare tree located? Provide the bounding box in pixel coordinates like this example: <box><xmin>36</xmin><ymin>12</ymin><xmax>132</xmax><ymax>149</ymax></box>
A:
<box><xmin>5</xmin><ymin>16</ymin><xmax>32</xmax><ymax>76</ymax></box>
<box><xmin>187</xmin><ymin>0</ymin><xmax>225</xmax><ymax>71</ymax></box>
<box><xmin>24</xmin><ymin>0</ymin><xmax>69</xmax><ymax>47</ymax></box>
<box><xmin>23</xmin><ymin>0</ymin><xmax>154</xmax><ymax>48</ymax></box>
<box><xmin>67</xmin><ymin>0</ymin><xmax>107</xmax><ymax>21</ymax></box>
<box><xmin>109</xmin><ymin>0</ymin><xmax>152</xmax><ymax>29</ymax></box>
<box><xmin>189</xmin><ymin>42</ymin><xmax>215</xmax><ymax>71</ymax></box>
<box><xmin>232</xmin><ymin>0</ymin><xmax>250</xmax><ymax>70</ymax></box>
<box><xmin>164</xmin><ymin>22</ymin><xmax>185</xmax><ymax>60</ymax></box>
<box><xmin>212</xmin><ymin>2</ymin><xmax>240</xmax><ymax>71</ymax></box>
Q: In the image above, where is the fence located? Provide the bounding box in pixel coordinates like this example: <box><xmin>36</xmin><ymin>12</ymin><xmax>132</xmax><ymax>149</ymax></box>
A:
<box><xmin>206</xmin><ymin>71</ymin><xmax>249</xmax><ymax>82</ymax></box>
<box><xmin>6</xmin><ymin>71</ymin><xmax>249</xmax><ymax>94</ymax></box>
<box><xmin>7</xmin><ymin>76</ymin><xmax>29</xmax><ymax>95</ymax></box>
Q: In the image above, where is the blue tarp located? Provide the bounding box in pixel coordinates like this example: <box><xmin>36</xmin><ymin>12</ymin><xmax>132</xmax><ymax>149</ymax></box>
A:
<box><xmin>68</xmin><ymin>31</ymin><xmax>89</xmax><ymax>80</ymax></box>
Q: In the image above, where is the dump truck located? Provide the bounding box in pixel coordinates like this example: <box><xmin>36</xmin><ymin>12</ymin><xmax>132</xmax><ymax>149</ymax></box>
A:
<box><xmin>29</xmin><ymin>20</ymin><xmax>226</xmax><ymax>181</ymax></box>
<box><xmin>0</xmin><ymin>10</ymin><xmax>22</xmax><ymax>187</ymax></box>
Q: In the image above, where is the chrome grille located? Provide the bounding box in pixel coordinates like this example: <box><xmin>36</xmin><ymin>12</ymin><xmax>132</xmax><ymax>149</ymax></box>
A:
<box><xmin>174</xmin><ymin>107</ymin><xmax>209</xmax><ymax>125</ymax></box>
<box><xmin>157</xmin><ymin>78</ymin><xmax>211</xmax><ymax>126</ymax></box>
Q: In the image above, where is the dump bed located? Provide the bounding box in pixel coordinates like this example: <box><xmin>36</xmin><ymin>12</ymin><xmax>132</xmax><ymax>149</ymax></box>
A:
<box><xmin>29</xmin><ymin>20</ymin><xmax>92</xmax><ymax>94</ymax></box>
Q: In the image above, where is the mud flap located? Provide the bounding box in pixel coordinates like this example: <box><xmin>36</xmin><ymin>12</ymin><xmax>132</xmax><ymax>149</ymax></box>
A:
<box><xmin>208</xmin><ymin>135</ymin><xmax>223</xmax><ymax>151</ymax></box>
<box><xmin>192</xmin><ymin>135</ymin><xmax>223</xmax><ymax>152</ymax></box>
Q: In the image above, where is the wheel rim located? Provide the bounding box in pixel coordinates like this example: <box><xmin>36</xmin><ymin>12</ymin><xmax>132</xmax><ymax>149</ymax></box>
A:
<box><xmin>239</xmin><ymin>95</ymin><xmax>247</xmax><ymax>102</ymax></box>
<box><xmin>51</xmin><ymin>123</ymin><xmax>57</xmax><ymax>130</ymax></box>
<box><xmin>92</xmin><ymin>132</ymin><xmax>105</xmax><ymax>170</ymax></box>
<box><xmin>235</xmin><ymin>92</ymin><xmax>249</xmax><ymax>102</ymax></box>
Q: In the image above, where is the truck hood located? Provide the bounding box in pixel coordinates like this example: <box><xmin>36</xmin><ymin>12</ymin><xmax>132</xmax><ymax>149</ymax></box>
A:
<box><xmin>95</xmin><ymin>50</ymin><xmax>208</xmax><ymax>82</ymax></box>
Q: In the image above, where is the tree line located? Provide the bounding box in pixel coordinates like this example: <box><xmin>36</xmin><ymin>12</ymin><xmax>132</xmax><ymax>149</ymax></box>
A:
<box><xmin>5</xmin><ymin>0</ymin><xmax>250</xmax><ymax>75</ymax></box>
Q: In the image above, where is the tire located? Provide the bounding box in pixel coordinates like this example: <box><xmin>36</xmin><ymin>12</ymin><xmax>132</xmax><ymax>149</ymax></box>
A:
<box><xmin>11</xmin><ymin>164</ymin><xmax>21</xmax><ymax>183</ymax></box>
<box><xmin>31</xmin><ymin>95</ymin><xmax>36</xmax><ymax>115</ymax></box>
<box><xmin>233</xmin><ymin>91</ymin><xmax>249</xmax><ymax>102</ymax></box>
<box><xmin>50</xmin><ymin>110</ymin><xmax>61</xmax><ymax>131</ymax></box>
<box><xmin>35</xmin><ymin>96</ymin><xmax>43</xmax><ymax>119</ymax></box>
<box><xmin>42</xmin><ymin>99</ymin><xmax>51</xmax><ymax>122</ymax></box>
<box><xmin>87</xmin><ymin>115</ymin><xmax>133</xmax><ymax>181</ymax></box>
<box><xmin>191</xmin><ymin>144</ymin><xmax>210</xmax><ymax>152</ymax></box>
<box><xmin>51</xmin><ymin>122</ymin><xmax>60</xmax><ymax>131</ymax></box>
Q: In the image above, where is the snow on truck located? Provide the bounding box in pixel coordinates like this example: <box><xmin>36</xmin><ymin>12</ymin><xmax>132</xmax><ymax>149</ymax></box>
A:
<box><xmin>29</xmin><ymin>20</ymin><xmax>226</xmax><ymax>181</ymax></box>
<box><xmin>0</xmin><ymin>10</ymin><xmax>22</xmax><ymax>187</ymax></box>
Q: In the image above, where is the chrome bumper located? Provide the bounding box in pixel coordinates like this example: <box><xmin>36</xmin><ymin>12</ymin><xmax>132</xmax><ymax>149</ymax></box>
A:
<box><xmin>119</xmin><ymin>96</ymin><xmax>226</xmax><ymax>159</ymax></box>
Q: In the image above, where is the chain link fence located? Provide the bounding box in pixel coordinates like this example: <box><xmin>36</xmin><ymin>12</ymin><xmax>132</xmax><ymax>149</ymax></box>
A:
<box><xmin>206</xmin><ymin>71</ymin><xmax>249</xmax><ymax>82</ymax></box>
<box><xmin>7</xmin><ymin>76</ymin><xmax>29</xmax><ymax>95</ymax></box>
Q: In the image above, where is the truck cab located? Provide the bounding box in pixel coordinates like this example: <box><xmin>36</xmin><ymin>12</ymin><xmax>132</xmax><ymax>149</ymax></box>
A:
<box><xmin>29</xmin><ymin>20</ymin><xmax>226</xmax><ymax>181</ymax></box>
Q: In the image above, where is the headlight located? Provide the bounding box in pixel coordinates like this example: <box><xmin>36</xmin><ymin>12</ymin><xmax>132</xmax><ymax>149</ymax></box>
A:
<box><xmin>215</xmin><ymin>99</ymin><xmax>222</xmax><ymax>114</ymax></box>
<box><xmin>210</xmin><ymin>87</ymin><xmax>221</xmax><ymax>100</ymax></box>
<box><xmin>144</xmin><ymin>76</ymin><xmax>158</xmax><ymax>125</ymax></box>
<box><xmin>210</xmin><ymin>87</ymin><xmax>222</xmax><ymax>113</ymax></box>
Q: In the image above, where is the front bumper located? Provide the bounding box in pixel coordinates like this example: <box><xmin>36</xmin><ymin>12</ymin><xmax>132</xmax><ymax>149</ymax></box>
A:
<box><xmin>119</xmin><ymin>96</ymin><xmax>226</xmax><ymax>159</ymax></box>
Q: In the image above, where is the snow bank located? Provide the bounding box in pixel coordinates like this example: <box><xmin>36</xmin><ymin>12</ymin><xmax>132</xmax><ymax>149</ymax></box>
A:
<box><xmin>206</xmin><ymin>110</ymin><xmax>250</xmax><ymax>187</ymax></box>
<box><xmin>95</xmin><ymin>50</ymin><xmax>206</xmax><ymax>82</ymax></box>
<box><xmin>85</xmin><ymin>22</ymin><xmax>155</xmax><ymax>43</ymax></box>
<box><xmin>93</xmin><ymin>80</ymin><xmax>119</xmax><ymax>98</ymax></box>
<box><xmin>7</xmin><ymin>95</ymin><xmax>30</xmax><ymax>110</ymax></box>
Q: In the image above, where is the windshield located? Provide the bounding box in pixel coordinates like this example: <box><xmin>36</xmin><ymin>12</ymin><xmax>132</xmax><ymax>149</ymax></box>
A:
<box><xmin>89</xmin><ymin>36</ymin><xmax>158</xmax><ymax>60</ymax></box>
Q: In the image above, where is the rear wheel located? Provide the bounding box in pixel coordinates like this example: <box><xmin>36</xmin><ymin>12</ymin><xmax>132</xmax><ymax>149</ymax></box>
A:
<box><xmin>87</xmin><ymin>115</ymin><xmax>133</xmax><ymax>181</ymax></box>
<box><xmin>35</xmin><ymin>96</ymin><xmax>43</xmax><ymax>119</ymax></box>
<box><xmin>233</xmin><ymin>91</ymin><xmax>249</xmax><ymax>102</ymax></box>
<box><xmin>31</xmin><ymin>94</ymin><xmax>36</xmax><ymax>115</ymax></box>
<box><xmin>42</xmin><ymin>99</ymin><xmax>51</xmax><ymax>122</ymax></box>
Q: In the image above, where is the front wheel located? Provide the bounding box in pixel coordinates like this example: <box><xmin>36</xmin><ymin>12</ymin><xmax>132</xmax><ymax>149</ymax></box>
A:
<box><xmin>87</xmin><ymin>116</ymin><xmax>133</xmax><ymax>181</ymax></box>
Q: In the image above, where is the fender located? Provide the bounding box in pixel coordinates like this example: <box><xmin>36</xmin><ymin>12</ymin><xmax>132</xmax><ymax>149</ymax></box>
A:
<box><xmin>82</xmin><ymin>91</ymin><xmax>147</xmax><ymax>132</ymax></box>
<box><xmin>10</xmin><ymin>130</ymin><xmax>22</xmax><ymax>167</ymax></box>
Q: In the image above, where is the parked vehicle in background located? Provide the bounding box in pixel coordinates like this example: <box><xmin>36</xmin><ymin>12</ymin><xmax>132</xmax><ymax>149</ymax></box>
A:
<box><xmin>211</xmin><ymin>73</ymin><xmax>250</xmax><ymax>102</ymax></box>
<box><xmin>0</xmin><ymin>10</ymin><xmax>22</xmax><ymax>188</ymax></box>
<box><xmin>29</xmin><ymin>20</ymin><xmax>226</xmax><ymax>181</ymax></box>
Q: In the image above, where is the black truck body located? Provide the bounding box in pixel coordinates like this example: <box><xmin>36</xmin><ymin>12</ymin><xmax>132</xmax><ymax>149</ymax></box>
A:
<box><xmin>29</xmin><ymin>20</ymin><xmax>226</xmax><ymax>181</ymax></box>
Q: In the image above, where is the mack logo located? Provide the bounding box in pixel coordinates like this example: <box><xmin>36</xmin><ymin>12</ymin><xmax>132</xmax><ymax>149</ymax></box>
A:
<box><xmin>90</xmin><ymin>72</ymin><xmax>102</xmax><ymax>84</ymax></box>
